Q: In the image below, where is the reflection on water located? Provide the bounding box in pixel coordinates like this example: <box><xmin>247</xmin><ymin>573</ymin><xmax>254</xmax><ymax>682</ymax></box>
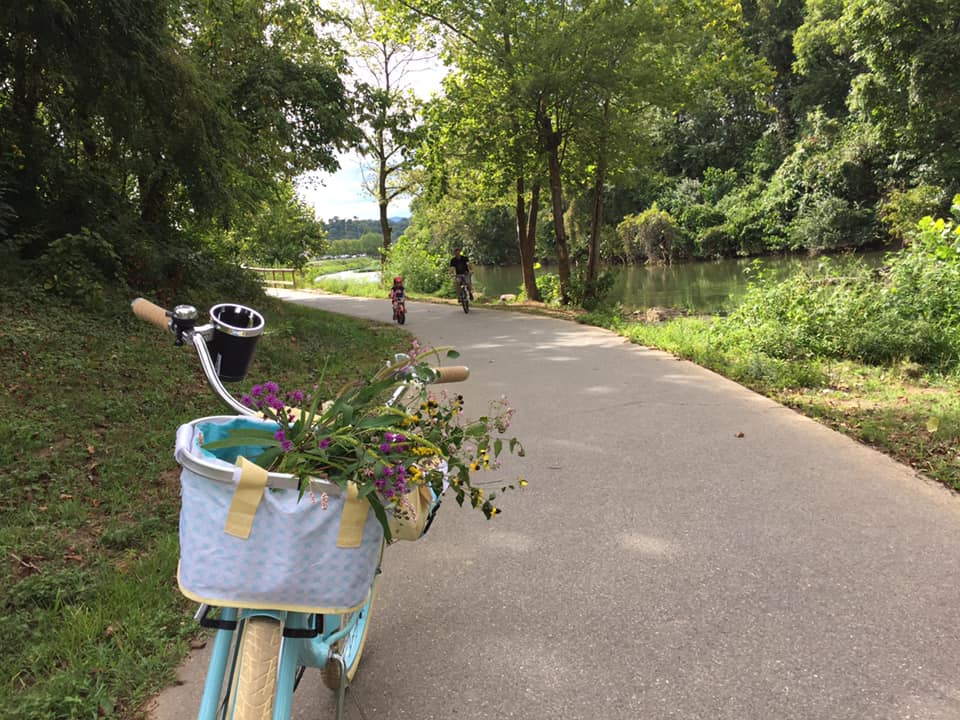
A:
<box><xmin>473</xmin><ymin>252</ymin><xmax>889</xmax><ymax>313</ymax></box>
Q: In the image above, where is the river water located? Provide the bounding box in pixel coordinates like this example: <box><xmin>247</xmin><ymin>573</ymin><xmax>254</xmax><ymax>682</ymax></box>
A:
<box><xmin>473</xmin><ymin>251</ymin><xmax>889</xmax><ymax>313</ymax></box>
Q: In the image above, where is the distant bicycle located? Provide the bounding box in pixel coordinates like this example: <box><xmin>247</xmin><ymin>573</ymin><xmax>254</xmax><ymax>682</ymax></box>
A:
<box><xmin>455</xmin><ymin>274</ymin><xmax>470</xmax><ymax>314</ymax></box>
<box><xmin>389</xmin><ymin>276</ymin><xmax>407</xmax><ymax>325</ymax></box>
<box><xmin>392</xmin><ymin>289</ymin><xmax>406</xmax><ymax>325</ymax></box>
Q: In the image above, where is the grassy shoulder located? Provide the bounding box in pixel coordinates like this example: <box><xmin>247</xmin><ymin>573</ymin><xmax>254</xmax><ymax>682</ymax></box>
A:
<box><xmin>584</xmin><ymin>311</ymin><xmax>960</xmax><ymax>491</ymax></box>
<box><xmin>0</xmin><ymin>284</ymin><xmax>410</xmax><ymax>719</ymax></box>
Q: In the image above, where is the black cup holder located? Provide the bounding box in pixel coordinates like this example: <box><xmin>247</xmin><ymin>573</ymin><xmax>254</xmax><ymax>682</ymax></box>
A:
<box><xmin>206</xmin><ymin>304</ymin><xmax>265</xmax><ymax>382</ymax></box>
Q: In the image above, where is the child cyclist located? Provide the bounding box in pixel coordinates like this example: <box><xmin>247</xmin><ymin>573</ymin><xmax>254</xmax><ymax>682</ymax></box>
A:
<box><xmin>389</xmin><ymin>276</ymin><xmax>406</xmax><ymax>321</ymax></box>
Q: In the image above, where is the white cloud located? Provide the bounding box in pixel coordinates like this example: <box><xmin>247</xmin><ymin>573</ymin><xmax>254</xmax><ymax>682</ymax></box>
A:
<box><xmin>296</xmin><ymin>155</ymin><xmax>410</xmax><ymax>222</ymax></box>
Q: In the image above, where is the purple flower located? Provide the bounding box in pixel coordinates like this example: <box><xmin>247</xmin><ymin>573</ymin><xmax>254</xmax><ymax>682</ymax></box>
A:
<box><xmin>264</xmin><ymin>381</ymin><xmax>280</xmax><ymax>394</ymax></box>
<box><xmin>281</xmin><ymin>440</ymin><xmax>293</xmax><ymax>451</ymax></box>
<box><xmin>240</xmin><ymin>394</ymin><xmax>253</xmax><ymax>407</ymax></box>
<box><xmin>274</xmin><ymin>429</ymin><xmax>286</xmax><ymax>442</ymax></box>
<box><xmin>380</xmin><ymin>442</ymin><xmax>392</xmax><ymax>454</ymax></box>
<box><xmin>250</xmin><ymin>384</ymin><xmax>264</xmax><ymax>397</ymax></box>
<box><xmin>318</xmin><ymin>438</ymin><xmax>332</xmax><ymax>449</ymax></box>
<box><xmin>292</xmin><ymin>389</ymin><xmax>305</xmax><ymax>403</ymax></box>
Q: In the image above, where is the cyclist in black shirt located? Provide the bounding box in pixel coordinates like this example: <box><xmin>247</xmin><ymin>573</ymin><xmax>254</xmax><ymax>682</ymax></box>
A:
<box><xmin>449</xmin><ymin>248</ymin><xmax>473</xmax><ymax>300</ymax></box>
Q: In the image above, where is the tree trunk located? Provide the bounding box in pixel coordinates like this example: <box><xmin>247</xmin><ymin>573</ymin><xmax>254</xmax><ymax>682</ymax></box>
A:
<box><xmin>516</xmin><ymin>177</ymin><xmax>541</xmax><ymax>302</ymax></box>
<box><xmin>587</xmin><ymin>160</ymin><xmax>605</xmax><ymax>292</ymax></box>
<box><xmin>546</xmin><ymin>144</ymin><xmax>571</xmax><ymax>303</ymax></box>
<box><xmin>378</xmin><ymin>200</ymin><xmax>392</xmax><ymax>263</ymax></box>
<box><xmin>378</xmin><ymin>136</ymin><xmax>392</xmax><ymax>262</ymax></box>
<box><xmin>539</xmin><ymin>110</ymin><xmax>571</xmax><ymax>304</ymax></box>
<box><xmin>586</xmin><ymin>100</ymin><xmax>610</xmax><ymax>301</ymax></box>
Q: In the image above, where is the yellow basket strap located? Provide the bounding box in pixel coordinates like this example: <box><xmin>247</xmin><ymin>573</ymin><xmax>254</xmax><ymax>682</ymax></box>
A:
<box><xmin>336</xmin><ymin>482</ymin><xmax>370</xmax><ymax>548</ymax></box>
<box><xmin>225</xmin><ymin>456</ymin><xmax>268</xmax><ymax>539</ymax></box>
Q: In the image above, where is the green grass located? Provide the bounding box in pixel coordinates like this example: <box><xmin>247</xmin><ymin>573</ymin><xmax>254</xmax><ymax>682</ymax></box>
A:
<box><xmin>0</xmin><ymin>284</ymin><xmax>410</xmax><ymax>719</ymax></box>
<box><xmin>310</xmin><ymin>276</ymin><xmax>387</xmax><ymax>297</ymax></box>
<box><xmin>309</xmin><ymin>257</ymin><xmax>380</xmax><ymax>274</ymax></box>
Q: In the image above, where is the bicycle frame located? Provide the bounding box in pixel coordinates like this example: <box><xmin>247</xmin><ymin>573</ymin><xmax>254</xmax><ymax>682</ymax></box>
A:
<box><xmin>198</xmin><ymin>606</ymin><xmax>367</xmax><ymax>720</ymax></box>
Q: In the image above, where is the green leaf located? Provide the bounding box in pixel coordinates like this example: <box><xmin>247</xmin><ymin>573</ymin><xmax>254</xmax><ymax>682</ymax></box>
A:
<box><xmin>493</xmin><ymin>438</ymin><xmax>503</xmax><ymax>457</ymax></box>
<box><xmin>368</xmin><ymin>496</ymin><xmax>392</xmax><ymax>544</ymax></box>
<box><xmin>446</xmin><ymin>349</ymin><xmax>460</xmax><ymax>359</ymax></box>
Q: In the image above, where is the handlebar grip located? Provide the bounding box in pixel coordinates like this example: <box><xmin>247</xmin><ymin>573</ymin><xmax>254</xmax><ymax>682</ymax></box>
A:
<box><xmin>131</xmin><ymin>297</ymin><xmax>171</xmax><ymax>331</ymax></box>
<box><xmin>432</xmin><ymin>366</ymin><xmax>470</xmax><ymax>383</ymax></box>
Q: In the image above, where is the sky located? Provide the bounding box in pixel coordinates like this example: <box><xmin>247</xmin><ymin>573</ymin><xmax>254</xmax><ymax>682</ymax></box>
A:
<box><xmin>296</xmin><ymin>53</ymin><xmax>446</xmax><ymax>223</ymax></box>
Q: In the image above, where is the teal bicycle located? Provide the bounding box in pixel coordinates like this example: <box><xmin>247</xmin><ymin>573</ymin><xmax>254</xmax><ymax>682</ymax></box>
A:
<box><xmin>133</xmin><ymin>297</ymin><xmax>467</xmax><ymax>720</ymax></box>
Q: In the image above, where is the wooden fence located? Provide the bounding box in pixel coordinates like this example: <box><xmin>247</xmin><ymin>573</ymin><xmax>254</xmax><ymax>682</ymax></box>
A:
<box><xmin>245</xmin><ymin>266</ymin><xmax>297</xmax><ymax>288</ymax></box>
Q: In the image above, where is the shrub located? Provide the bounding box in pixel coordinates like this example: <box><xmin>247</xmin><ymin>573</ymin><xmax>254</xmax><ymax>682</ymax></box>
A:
<box><xmin>566</xmin><ymin>268</ymin><xmax>616</xmax><ymax>311</ymax></box>
<box><xmin>712</xmin><ymin>204</ymin><xmax>960</xmax><ymax>369</ymax></box>
<box><xmin>786</xmin><ymin>193</ymin><xmax>877</xmax><ymax>251</ymax></box>
<box><xmin>36</xmin><ymin>229</ymin><xmax>121</xmax><ymax>307</ymax></box>
<box><xmin>696</xmin><ymin>225</ymin><xmax>737</xmax><ymax>259</ymax></box>
<box><xmin>882</xmin><ymin>196</ymin><xmax>960</xmax><ymax>333</ymax></box>
<box><xmin>879</xmin><ymin>185</ymin><xmax>949</xmax><ymax>242</ymax></box>
<box><xmin>617</xmin><ymin>205</ymin><xmax>687</xmax><ymax>264</ymax></box>
<box><xmin>518</xmin><ymin>272</ymin><xmax>561</xmax><ymax>305</ymax></box>
<box><xmin>383</xmin><ymin>233</ymin><xmax>447</xmax><ymax>293</ymax></box>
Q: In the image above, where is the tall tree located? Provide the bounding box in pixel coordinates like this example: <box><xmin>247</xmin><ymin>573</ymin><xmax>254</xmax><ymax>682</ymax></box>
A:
<box><xmin>400</xmin><ymin>0</ymin><xmax>546</xmax><ymax>301</ymax></box>
<box><xmin>341</xmin><ymin>0</ymin><xmax>432</xmax><ymax>257</ymax></box>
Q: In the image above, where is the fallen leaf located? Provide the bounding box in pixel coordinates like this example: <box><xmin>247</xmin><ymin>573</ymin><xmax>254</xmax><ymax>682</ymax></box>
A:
<box><xmin>189</xmin><ymin>639</ymin><xmax>208</xmax><ymax>650</ymax></box>
<box><xmin>734</xmin><ymin>432</ymin><xmax>745</xmax><ymax>438</ymax></box>
<box><xmin>59</xmin><ymin>493</ymin><xmax>74</xmax><ymax>500</ymax></box>
<box><xmin>926</xmin><ymin>416</ymin><xmax>940</xmax><ymax>433</ymax></box>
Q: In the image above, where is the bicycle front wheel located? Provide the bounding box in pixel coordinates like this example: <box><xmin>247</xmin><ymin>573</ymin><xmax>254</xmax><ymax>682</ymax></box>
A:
<box><xmin>231</xmin><ymin>617</ymin><xmax>282</xmax><ymax>720</ymax></box>
<box><xmin>322</xmin><ymin>577</ymin><xmax>379</xmax><ymax>690</ymax></box>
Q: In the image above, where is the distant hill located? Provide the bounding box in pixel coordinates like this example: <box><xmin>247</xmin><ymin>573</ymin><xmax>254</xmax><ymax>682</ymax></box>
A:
<box><xmin>324</xmin><ymin>217</ymin><xmax>410</xmax><ymax>241</ymax></box>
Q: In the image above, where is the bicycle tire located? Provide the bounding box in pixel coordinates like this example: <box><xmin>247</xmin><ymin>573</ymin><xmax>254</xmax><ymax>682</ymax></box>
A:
<box><xmin>397</xmin><ymin>306</ymin><xmax>406</xmax><ymax>324</ymax></box>
<box><xmin>322</xmin><ymin>577</ymin><xmax>379</xmax><ymax>690</ymax></box>
<box><xmin>460</xmin><ymin>288</ymin><xmax>470</xmax><ymax>314</ymax></box>
<box><xmin>230</xmin><ymin>617</ymin><xmax>282</xmax><ymax>720</ymax></box>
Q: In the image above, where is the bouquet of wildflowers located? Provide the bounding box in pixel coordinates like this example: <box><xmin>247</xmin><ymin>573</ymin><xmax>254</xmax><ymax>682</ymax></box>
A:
<box><xmin>204</xmin><ymin>346</ymin><xmax>525</xmax><ymax>542</ymax></box>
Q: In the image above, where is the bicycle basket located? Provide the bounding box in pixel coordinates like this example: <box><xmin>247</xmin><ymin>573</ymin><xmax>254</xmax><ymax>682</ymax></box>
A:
<box><xmin>174</xmin><ymin>416</ymin><xmax>384</xmax><ymax>613</ymax></box>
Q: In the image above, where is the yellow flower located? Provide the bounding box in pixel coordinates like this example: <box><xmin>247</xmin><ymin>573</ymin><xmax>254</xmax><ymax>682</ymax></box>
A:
<box><xmin>489</xmin><ymin>506</ymin><xmax>500</xmax><ymax>516</ymax></box>
<box><xmin>519</xmin><ymin>478</ymin><xmax>528</xmax><ymax>487</ymax></box>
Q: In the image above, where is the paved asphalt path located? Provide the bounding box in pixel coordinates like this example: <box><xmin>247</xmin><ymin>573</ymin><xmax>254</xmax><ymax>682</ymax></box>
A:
<box><xmin>148</xmin><ymin>290</ymin><xmax>960</xmax><ymax>720</ymax></box>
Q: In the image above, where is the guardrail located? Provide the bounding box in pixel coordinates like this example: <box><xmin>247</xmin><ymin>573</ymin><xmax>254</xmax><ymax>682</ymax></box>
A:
<box><xmin>245</xmin><ymin>266</ymin><xmax>296</xmax><ymax>288</ymax></box>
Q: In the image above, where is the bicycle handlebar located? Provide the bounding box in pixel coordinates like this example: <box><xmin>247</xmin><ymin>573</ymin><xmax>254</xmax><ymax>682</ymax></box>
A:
<box><xmin>132</xmin><ymin>297</ymin><xmax>470</xmax><ymax>414</ymax></box>
<box><xmin>432</xmin><ymin>366</ymin><xmax>470</xmax><ymax>383</ymax></box>
<box><xmin>132</xmin><ymin>297</ymin><xmax>171</xmax><ymax>330</ymax></box>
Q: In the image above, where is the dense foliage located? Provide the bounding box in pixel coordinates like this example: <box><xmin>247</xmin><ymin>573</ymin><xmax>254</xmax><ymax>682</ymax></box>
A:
<box><xmin>390</xmin><ymin>0</ymin><xmax>960</xmax><ymax>306</ymax></box>
<box><xmin>1</xmin><ymin>0</ymin><xmax>352</xmax><ymax>293</ymax></box>
<box><xmin>708</xmin><ymin>196</ymin><xmax>960</xmax><ymax>371</ymax></box>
